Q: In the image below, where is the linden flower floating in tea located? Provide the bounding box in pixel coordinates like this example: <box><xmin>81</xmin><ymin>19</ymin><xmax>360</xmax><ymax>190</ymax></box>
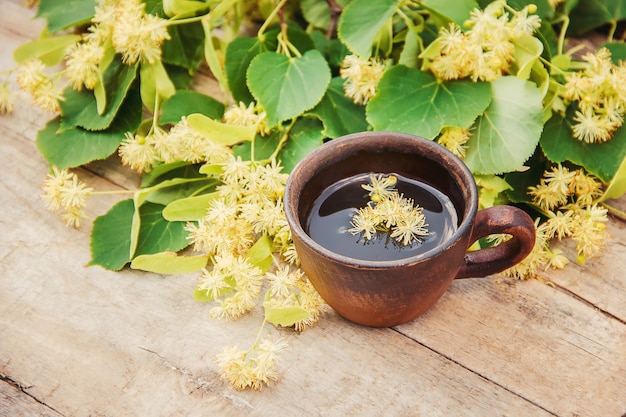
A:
<box><xmin>348</xmin><ymin>174</ymin><xmax>429</xmax><ymax>246</ymax></box>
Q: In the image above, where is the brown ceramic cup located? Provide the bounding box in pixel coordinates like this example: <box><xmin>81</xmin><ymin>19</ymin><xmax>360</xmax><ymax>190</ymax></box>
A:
<box><xmin>284</xmin><ymin>132</ymin><xmax>536</xmax><ymax>327</ymax></box>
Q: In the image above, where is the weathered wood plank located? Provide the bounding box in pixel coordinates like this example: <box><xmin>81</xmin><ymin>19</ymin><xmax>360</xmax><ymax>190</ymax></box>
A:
<box><xmin>396</xmin><ymin>276</ymin><xmax>626</xmax><ymax>417</ymax></box>
<box><xmin>1</xmin><ymin>378</ymin><xmax>63</xmax><ymax>417</ymax></box>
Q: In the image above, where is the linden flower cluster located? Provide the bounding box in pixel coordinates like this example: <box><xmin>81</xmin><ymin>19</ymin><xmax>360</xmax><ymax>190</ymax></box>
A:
<box><xmin>41</xmin><ymin>167</ymin><xmax>93</xmax><ymax>228</ymax></box>
<box><xmin>216</xmin><ymin>337</ymin><xmax>288</xmax><ymax>391</ymax></box>
<box><xmin>437</xmin><ymin>126</ymin><xmax>472</xmax><ymax>159</ymax></box>
<box><xmin>562</xmin><ymin>48</ymin><xmax>626</xmax><ymax>144</ymax></box>
<box><xmin>15</xmin><ymin>59</ymin><xmax>64</xmax><ymax>113</ymax></box>
<box><xmin>63</xmin><ymin>0</ymin><xmax>170</xmax><ymax>92</ymax></box>
<box><xmin>504</xmin><ymin>164</ymin><xmax>608</xmax><ymax>279</ymax></box>
<box><xmin>119</xmin><ymin>101</ymin><xmax>269</xmax><ymax>173</ymax></box>
<box><xmin>427</xmin><ymin>2</ymin><xmax>541</xmax><ymax>81</ymax></box>
<box><xmin>189</xmin><ymin>157</ymin><xmax>326</xmax><ymax>324</ymax></box>
<box><xmin>348</xmin><ymin>174</ymin><xmax>429</xmax><ymax>246</ymax></box>
<box><xmin>339</xmin><ymin>54</ymin><xmax>388</xmax><ymax>105</ymax></box>
<box><xmin>119</xmin><ymin>118</ymin><xmax>232</xmax><ymax>172</ymax></box>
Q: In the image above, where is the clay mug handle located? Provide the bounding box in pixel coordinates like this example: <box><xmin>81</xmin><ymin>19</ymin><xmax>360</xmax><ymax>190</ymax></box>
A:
<box><xmin>455</xmin><ymin>205</ymin><xmax>536</xmax><ymax>279</ymax></box>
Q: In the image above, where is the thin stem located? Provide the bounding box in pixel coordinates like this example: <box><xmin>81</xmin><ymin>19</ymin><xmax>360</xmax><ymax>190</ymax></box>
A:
<box><xmin>257</xmin><ymin>0</ymin><xmax>288</xmax><ymax>40</ymax></box>
<box><xmin>267</xmin><ymin>118</ymin><xmax>297</xmax><ymax>162</ymax></box>
<box><xmin>167</xmin><ymin>14</ymin><xmax>206</xmax><ymax>26</ymax></box>
<box><xmin>557</xmin><ymin>15</ymin><xmax>570</xmax><ymax>56</ymax></box>
<box><xmin>602</xmin><ymin>202</ymin><xmax>626</xmax><ymax>221</ymax></box>
<box><xmin>607</xmin><ymin>20</ymin><xmax>618</xmax><ymax>43</ymax></box>
<box><xmin>243</xmin><ymin>319</ymin><xmax>268</xmax><ymax>357</ymax></box>
<box><xmin>325</xmin><ymin>0</ymin><xmax>342</xmax><ymax>39</ymax></box>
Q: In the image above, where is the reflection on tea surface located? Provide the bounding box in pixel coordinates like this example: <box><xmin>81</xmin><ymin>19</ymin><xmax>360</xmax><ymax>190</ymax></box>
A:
<box><xmin>306</xmin><ymin>173</ymin><xmax>458</xmax><ymax>261</ymax></box>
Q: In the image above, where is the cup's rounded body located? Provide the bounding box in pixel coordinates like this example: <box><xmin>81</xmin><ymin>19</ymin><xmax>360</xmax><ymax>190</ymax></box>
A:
<box><xmin>284</xmin><ymin>132</ymin><xmax>479</xmax><ymax>327</ymax></box>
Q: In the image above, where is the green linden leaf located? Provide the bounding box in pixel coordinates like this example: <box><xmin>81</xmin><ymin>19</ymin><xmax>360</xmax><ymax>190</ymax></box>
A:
<box><xmin>568</xmin><ymin>0</ymin><xmax>626</xmax><ymax>35</ymax></box>
<box><xmin>36</xmin><ymin>0</ymin><xmax>96</xmax><ymax>33</ymax></box>
<box><xmin>308</xmin><ymin>77</ymin><xmax>368</xmax><ymax>139</ymax></box>
<box><xmin>225</xmin><ymin>27</ymin><xmax>317</xmax><ymax>104</ymax></box>
<box><xmin>134</xmin><ymin>202</ymin><xmax>190</xmax><ymax>260</ymax></box>
<box><xmin>146</xmin><ymin>178</ymin><xmax>217</xmax><ymax>206</ymax></box>
<box><xmin>247</xmin><ymin>50</ymin><xmax>331</xmax><ymax>127</ymax></box>
<box><xmin>60</xmin><ymin>57</ymin><xmax>139</xmax><ymax>131</ymax></box>
<box><xmin>36</xmin><ymin>89</ymin><xmax>142</xmax><ymax>169</ymax></box>
<box><xmin>141</xmin><ymin>161</ymin><xmax>196</xmax><ymax>187</ymax></box>
<box><xmin>504</xmin><ymin>150</ymin><xmax>547</xmax><ymax>204</ymax></box>
<box><xmin>130</xmin><ymin>252</ymin><xmax>209</xmax><ymax>274</ymax></box>
<box><xmin>233</xmin><ymin>131</ymin><xmax>281</xmax><ymax>162</ymax></box>
<box><xmin>604</xmin><ymin>42</ymin><xmax>626</xmax><ymax>62</ymax></box>
<box><xmin>277</xmin><ymin>118</ymin><xmax>325</xmax><ymax>172</ymax></box>
<box><xmin>88</xmin><ymin>199</ymin><xmax>135</xmax><ymax>271</ymax></box>
<box><xmin>366</xmin><ymin>66</ymin><xmax>492</xmax><ymax>139</ymax></box>
<box><xmin>540</xmin><ymin>113</ymin><xmax>626</xmax><ymax>183</ymax></box>
<box><xmin>337</xmin><ymin>0</ymin><xmax>399</xmax><ymax>58</ymax></box>
<box><xmin>421</xmin><ymin>0</ymin><xmax>479</xmax><ymax>27</ymax></box>
<box><xmin>159</xmin><ymin>90</ymin><xmax>224</xmax><ymax>125</ymax></box>
<box><xmin>225</xmin><ymin>37</ymin><xmax>265</xmax><ymax>104</ymax></box>
<box><xmin>36</xmin><ymin>120</ymin><xmax>124</xmax><ymax>170</ymax></box>
<box><xmin>464</xmin><ymin>76</ymin><xmax>544</xmax><ymax>175</ymax></box>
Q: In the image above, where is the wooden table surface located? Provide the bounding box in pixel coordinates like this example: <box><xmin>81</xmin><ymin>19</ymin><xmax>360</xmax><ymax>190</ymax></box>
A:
<box><xmin>1</xmin><ymin>1</ymin><xmax>625</xmax><ymax>416</ymax></box>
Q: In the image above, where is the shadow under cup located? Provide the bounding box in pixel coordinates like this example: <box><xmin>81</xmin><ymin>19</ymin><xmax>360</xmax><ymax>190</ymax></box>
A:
<box><xmin>284</xmin><ymin>132</ymin><xmax>535</xmax><ymax>327</ymax></box>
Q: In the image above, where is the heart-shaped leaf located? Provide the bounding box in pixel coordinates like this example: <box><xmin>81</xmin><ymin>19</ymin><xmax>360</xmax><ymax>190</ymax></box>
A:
<box><xmin>247</xmin><ymin>50</ymin><xmax>331</xmax><ymax>127</ymax></box>
<box><xmin>464</xmin><ymin>76</ymin><xmax>544</xmax><ymax>175</ymax></box>
<box><xmin>337</xmin><ymin>0</ymin><xmax>399</xmax><ymax>58</ymax></box>
<box><xmin>366</xmin><ymin>65</ymin><xmax>492</xmax><ymax>139</ymax></box>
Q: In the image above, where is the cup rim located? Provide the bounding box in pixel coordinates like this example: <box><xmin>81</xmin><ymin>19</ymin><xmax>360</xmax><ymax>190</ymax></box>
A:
<box><xmin>284</xmin><ymin>131</ymin><xmax>478</xmax><ymax>268</ymax></box>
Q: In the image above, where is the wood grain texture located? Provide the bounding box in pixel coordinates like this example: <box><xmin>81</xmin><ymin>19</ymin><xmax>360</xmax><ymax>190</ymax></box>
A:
<box><xmin>1</xmin><ymin>1</ymin><xmax>625</xmax><ymax>416</ymax></box>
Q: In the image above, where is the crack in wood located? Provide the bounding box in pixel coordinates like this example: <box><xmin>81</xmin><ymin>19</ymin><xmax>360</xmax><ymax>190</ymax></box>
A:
<box><xmin>389</xmin><ymin>328</ymin><xmax>560</xmax><ymax>417</ymax></box>
<box><xmin>0</xmin><ymin>371</ymin><xmax>66</xmax><ymax>416</ymax></box>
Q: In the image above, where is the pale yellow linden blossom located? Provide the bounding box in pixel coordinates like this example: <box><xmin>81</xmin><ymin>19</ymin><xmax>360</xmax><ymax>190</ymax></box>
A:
<box><xmin>223</xmin><ymin>101</ymin><xmax>269</xmax><ymax>135</ymax></box>
<box><xmin>340</xmin><ymin>54</ymin><xmax>387</xmax><ymax>105</ymax></box>
<box><xmin>429</xmin><ymin>4</ymin><xmax>541</xmax><ymax>82</ymax></box>
<box><xmin>118</xmin><ymin>132</ymin><xmax>158</xmax><ymax>173</ymax></box>
<box><xmin>216</xmin><ymin>337</ymin><xmax>288</xmax><ymax>391</ymax></box>
<box><xmin>41</xmin><ymin>167</ymin><xmax>93</xmax><ymax>228</ymax></box>
<box><xmin>438</xmin><ymin>127</ymin><xmax>472</xmax><ymax>158</ymax></box>
<box><xmin>92</xmin><ymin>0</ymin><xmax>170</xmax><ymax>65</ymax></box>
<box><xmin>361</xmin><ymin>173</ymin><xmax>398</xmax><ymax>201</ymax></box>
<box><xmin>349</xmin><ymin>174</ymin><xmax>429</xmax><ymax>246</ymax></box>
<box><xmin>563</xmin><ymin>48</ymin><xmax>626</xmax><ymax>143</ymax></box>
<box><xmin>16</xmin><ymin>59</ymin><xmax>64</xmax><ymax>113</ymax></box>
<box><xmin>65</xmin><ymin>40</ymin><xmax>105</xmax><ymax>91</ymax></box>
<box><xmin>515</xmin><ymin>165</ymin><xmax>609</xmax><ymax>278</ymax></box>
